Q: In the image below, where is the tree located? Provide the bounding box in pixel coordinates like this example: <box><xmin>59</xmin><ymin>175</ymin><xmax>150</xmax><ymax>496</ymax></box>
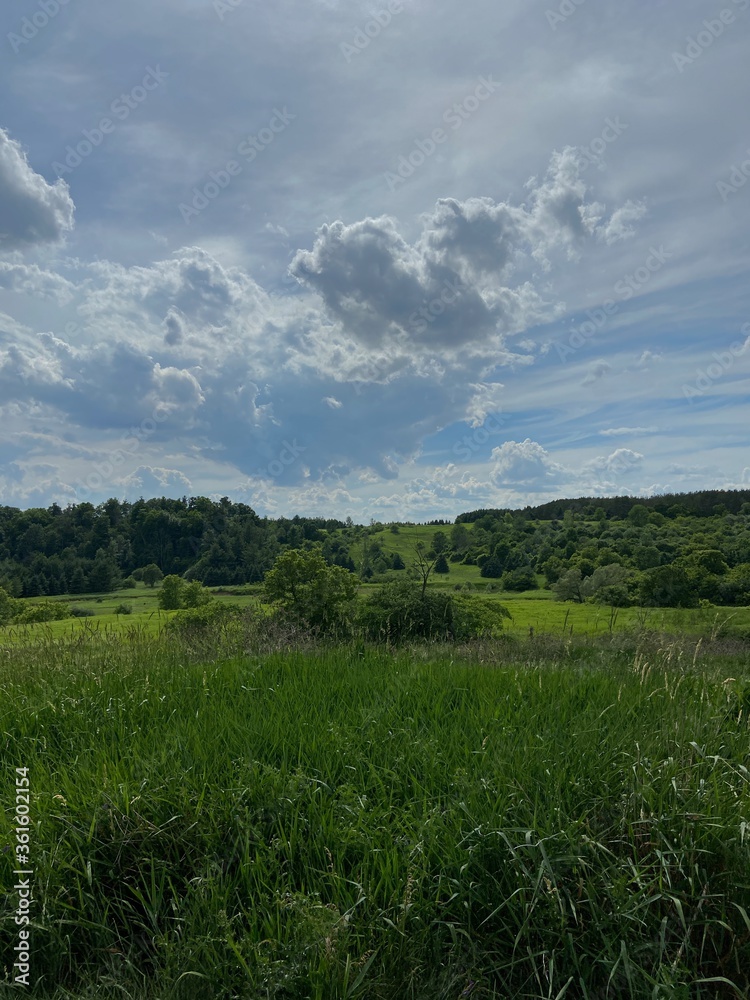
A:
<box><xmin>552</xmin><ymin>567</ymin><xmax>584</xmax><ymax>603</ymax></box>
<box><xmin>141</xmin><ymin>563</ymin><xmax>164</xmax><ymax>588</ymax></box>
<box><xmin>580</xmin><ymin>564</ymin><xmax>630</xmax><ymax>602</ymax></box>
<box><xmin>480</xmin><ymin>555</ymin><xmax>504</xmax><ymax>579</ymax></box>
<box><xmin>639</xmin><ymin>565</ymin><xmax>697</xmax><ymax>608</ymax></box>
<box><xmin>431</xmin><ymin>531</ymin><xmax>448</xmax><ymax>555</ymax></box>
<box><xmin>88</xmin><ymin>548</ymin><xmax>120</xmax><ymax>593</ymax></box>
<box><xmin>501</xmin><ymin>566</ymin><xmax>537</xmax><ymax>591</ymax></box>
<box><xmin>182</xmin><ymin>580</ymin><xmax>212</xmax><ymax>608</ymax></box>
<box><xmin>450</xmin><ymin>523</ymin><xmax>471</xmax><ymax>555</ymax></box>
<box><xmin>434</xmin><ymin>553</ymin><xmax>450</xmax><ymax>574</ymax></box>
<box><xmin>159</xmin><ymin>575</ymin><xmax>185</xmax><ymax>610</ymax></box>
<box><xmin>628</xmin><ymin>504</ymin><xmax>649</xmax><ymax>527</ymax></box>
<box><xmin>263</xmin><ymin>547</ymin><xmax>358</xmax><ymax>633</ymax></box>
<box><xmin>409</xmin><ymin>542</ymin><xmax>438</xmax><ymax>598</ymax></box>
<box><xmin>391</xmin><ymin>552</ymin><xmax>406</xmax><ymax>570</ymax></box>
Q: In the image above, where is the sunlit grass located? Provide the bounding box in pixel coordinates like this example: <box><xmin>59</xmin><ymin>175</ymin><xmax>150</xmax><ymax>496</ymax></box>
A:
<box><xmin>1</xmin><ymin>630</ymin><xmax>749</xmax><ymax>998</ymax></box>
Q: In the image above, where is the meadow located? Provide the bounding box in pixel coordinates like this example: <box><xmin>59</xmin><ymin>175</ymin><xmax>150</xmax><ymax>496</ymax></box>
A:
<box><xmin>1</xmin><ymin>621</ymin><xmax>749</xmax><ymax>998</ymax></box>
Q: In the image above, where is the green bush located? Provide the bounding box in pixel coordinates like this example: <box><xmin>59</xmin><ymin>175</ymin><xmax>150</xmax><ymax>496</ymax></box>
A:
<box><xmin>12</xmin><ymin>600</ymin><xmax>70</xmax><ymax>624</ymax></box>
<box><xmin>114</xmin><ymin>603</ymin><xmax>133</xmax><ymax>615</ymax></box>
<box><xmin>358</xmin><ymin>580</ymin><xmax>510</xmax><ymax>643</ymax></box>
<box><xmin>450</xmin><ymin>594</ymin><xmax>512</xmax><ymax>639</ymax></box>
<box><xmin>500</xmin><ymin>566</ymin><xmax>538</xmax><ymax>591</ymax></box>
<box><xmin>164</xmin><ymin>601</ymin><xmax>245</xmax><ymax>640</ymax></box>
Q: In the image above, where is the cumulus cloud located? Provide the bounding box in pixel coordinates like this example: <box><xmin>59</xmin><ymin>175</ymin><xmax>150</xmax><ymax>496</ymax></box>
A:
<box><xmin>597</xmin><ymin>200</ymin><xmax>648</xmax><ymax>245</ymax></box>
<box><xmin>0</xmin><ymin>261</ymin><xmax>75</xmax><ymax>302</ymax></box>
<box><xmin>290</xmin><ymin>149</ymin><xmax>640</xmax><ymax>356</ymax></box>
<box><xmin>582</xmin><ymin>448</ymin><xmax>644</xmax><ymax>477</ymax></box>
<box><xmin>116</xmin><ymin>466</ymin><xmax>193</xmax><ymax>500</ymax></box>
<box><xmin>0</xmin><ymin>129</ymin><xmax>74</xmax><ymax>252</ymax></box>
<box><xmin>490</xmin><ymin>439</ymin><xmax>566</xmax><ymax>490</ymax></box>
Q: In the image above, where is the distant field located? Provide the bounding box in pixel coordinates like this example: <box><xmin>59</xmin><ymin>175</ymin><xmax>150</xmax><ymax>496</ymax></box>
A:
<box><xmin>4</xmin><ymin>573</ymin><xmax>750</xmax><ymax>646</ymax></box>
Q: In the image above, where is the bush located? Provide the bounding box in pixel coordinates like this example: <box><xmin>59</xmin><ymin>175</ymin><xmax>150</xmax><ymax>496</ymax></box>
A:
<box><xmin>500</xmin><ymin>567</ymin><xmax>538</xmax><ymax>591</ymax></box>
<box><xmin>358</xmin><ymin>580</ymin><xmax>453</xmax><ymax>643</ymax></box>
<box><xmin>121</xmin><ymin>577</ymin><xmax>137</xmax><ymax>589</ymax></box>
<box><xmin>12</xmin><ymin>601</ymin><xmax>71</xmax><ymax>624</ymax></box>
<box><xmin>165</xmin><ymin>602</ymin><xmax>245</xmax><ymax>641</ymax></box>
<box><xmin>114</xmin><ymin>603</ymin><xmax>133</xmax><ymax>615</ymax></box>
<box><xmin>450</xmin><ymin>594</ymin><xmax>512</xmax><ymax>639</ymax></box>
<box><xmin>358</xmin><ymin>580</ymin><xmax>510</xmax><ymax>643</ymax></box>
<box><xmin>70</xmin><ymin>607</ymin><xmax>96</xmax><ymax>618</ymax></box>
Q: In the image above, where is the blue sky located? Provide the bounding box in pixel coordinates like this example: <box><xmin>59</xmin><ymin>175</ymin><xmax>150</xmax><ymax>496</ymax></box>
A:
<box><xmin>1</xmin><ymin>0</ymin><xmax>749</xmax><ymax>519</ymax></box>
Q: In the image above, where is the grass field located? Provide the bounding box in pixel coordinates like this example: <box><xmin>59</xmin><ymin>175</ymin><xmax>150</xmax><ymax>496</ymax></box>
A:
<box><xmin>1</xmin><ymin>629</ymin><xmax>750</xmax><ymax>998</ymax></box>
<box><xmin>6</xmin><ymin>574</ymin><xmax>750</xmax><ymax>649</ymax></box>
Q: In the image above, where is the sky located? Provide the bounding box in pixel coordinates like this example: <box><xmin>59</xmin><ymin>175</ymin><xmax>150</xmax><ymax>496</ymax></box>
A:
<box><xmin>1</xmin><ymin>0</ymin><xmax>749</xmax><ymax>521</ymax></box>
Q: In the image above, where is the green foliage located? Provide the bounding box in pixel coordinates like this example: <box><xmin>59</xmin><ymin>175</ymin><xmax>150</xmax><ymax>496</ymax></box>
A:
<box><xmin>552</xmin><ymin>566</ymin><xmax>584</xmax><ymax>603</ymax></box>
<box><xmin>450</xmin><ymin>593</ymin><xmax>512</xmax><ymax>638</ymax></box>
<box><xmin>500</xmin><ymin>566</ymin><xmax>538</xmax><ymax>591</ymax></box>
<box><xmin>11</xmin><ymin>600</ymin><xmax>70</xmax><ymax>624</ymax></box>
<box><xmin>434</xmin><ymin>553</ymin><xmax>450</xmax><ymax>574</ymax></box>
<box><xmin>431</xmin><ymin>530</ymin><xmax>448</xmax><ymax>554</ymax></box>
<box><xmin>479</xmin><ymin>554</ymin><xmax>504</xmax><ymax>578</ymax></box>
<box><xmin>358</xmin><ymin>579</ymin><xmax>453</xmax><ymax>642</ymax></box>
<box><xmin>358</xmin><ymin>579</ymin><xmax>510</xmax><ymax>643</ymax></box>
<box><xmin>114</xmin><ymin>603</ymin><xmax>132</xmax><ymax>615</ymax></box>
<box><xmin>0</xmin><ymin>585</ymin><xmax>70</xmax><ymax>624</ymax></box>
<box><xmin>263</xmin><ymin>546</ymin><xmax>358</xmax><ymax>633</ymax></box>
<box><xmin>181</xmin><ymin>580</ymin><xmax>212</xmax><ymax>609</ymax></box>
<box><xmin>141</xmin><ymin>563</ymin><xmax>164</xmax><ymax>588</ymax></box>
<box><xmin>640</xmin><ymin>564</ymin><xmax>699</xmax><ymax>608</ymax></box>
<box><xmin>158</xmin><ymin>574</ymin><xmax>185</xmax><ymax>611</ymax></box>
<box><xmin>164</xmin><ymin>600</ymin><xmax>245</xmax><ymax>641</ymax></box>
<box><xmin>158</xmin><ymin>575</ymin><xmax>212</xmax><ymax>611</ymax></box>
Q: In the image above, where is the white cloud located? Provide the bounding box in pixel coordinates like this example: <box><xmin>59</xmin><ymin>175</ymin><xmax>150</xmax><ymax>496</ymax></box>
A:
<box><xmin>0</xmin><ymin>130</ymin><xmax>74</xmax><ymax>252</ymax></box>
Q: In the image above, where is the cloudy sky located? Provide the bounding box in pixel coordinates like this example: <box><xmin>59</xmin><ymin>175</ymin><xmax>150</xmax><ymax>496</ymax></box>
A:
<box><xmin>1</xmin><ymin>0</ymin><xmax>749</xmax><ymax>519</ymax></box>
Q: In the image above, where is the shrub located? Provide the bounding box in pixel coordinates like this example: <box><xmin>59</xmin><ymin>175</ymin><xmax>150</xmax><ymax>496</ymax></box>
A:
<box><xmin>500</xmin><ymin>567</ymin><xmax>538</xmax><ymax>591</ymax></box>
<box><xmin>450</xmin><ymin>594</ymin><xmax>512</xmax><ymax>639</ymax></box>
<box><xmin>358</xmin><ymin>580</ymin><xmax>453</xmax><ymax>643</ymax></box>
<box><xmin>121</xmin><ymin>576</ymin><xmax>137</xmax><ymax>589</ymax></box>
<box><xmin>358</xmin><ymin>580</ymin><xmax>510</xmax><ymax>643</ymax></box>
<box><xmin>114</xmin><ymin>603</ymin><xmax>133</xmax><ymax>615</ymax></box>
<box><xmin>69</xmin><ymin>607</ymin><xmax>96</xmax><ymax>618</ymax></box>
<box><xmin>165</xmin><ymin>602</ymin><xmax>245</xmax><ymax>640</ymax></box>
<box><xmin>12</xmin><ymin>601</ymin><xmax>70</xmax><ymax>624</ymax></box>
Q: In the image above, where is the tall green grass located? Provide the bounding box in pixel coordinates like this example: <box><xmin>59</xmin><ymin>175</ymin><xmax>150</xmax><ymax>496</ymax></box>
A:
<box><xmin>1</xmin><ymin>632</ymin><xmax>749</xmax><ymax>998</ymax></box>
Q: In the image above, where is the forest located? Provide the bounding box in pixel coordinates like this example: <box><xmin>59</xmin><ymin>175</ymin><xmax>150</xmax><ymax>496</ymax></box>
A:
<box><xmin>1</xmin><ymin>488</ymin><xmax>750</xmax><ymax>609</ymax></box>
